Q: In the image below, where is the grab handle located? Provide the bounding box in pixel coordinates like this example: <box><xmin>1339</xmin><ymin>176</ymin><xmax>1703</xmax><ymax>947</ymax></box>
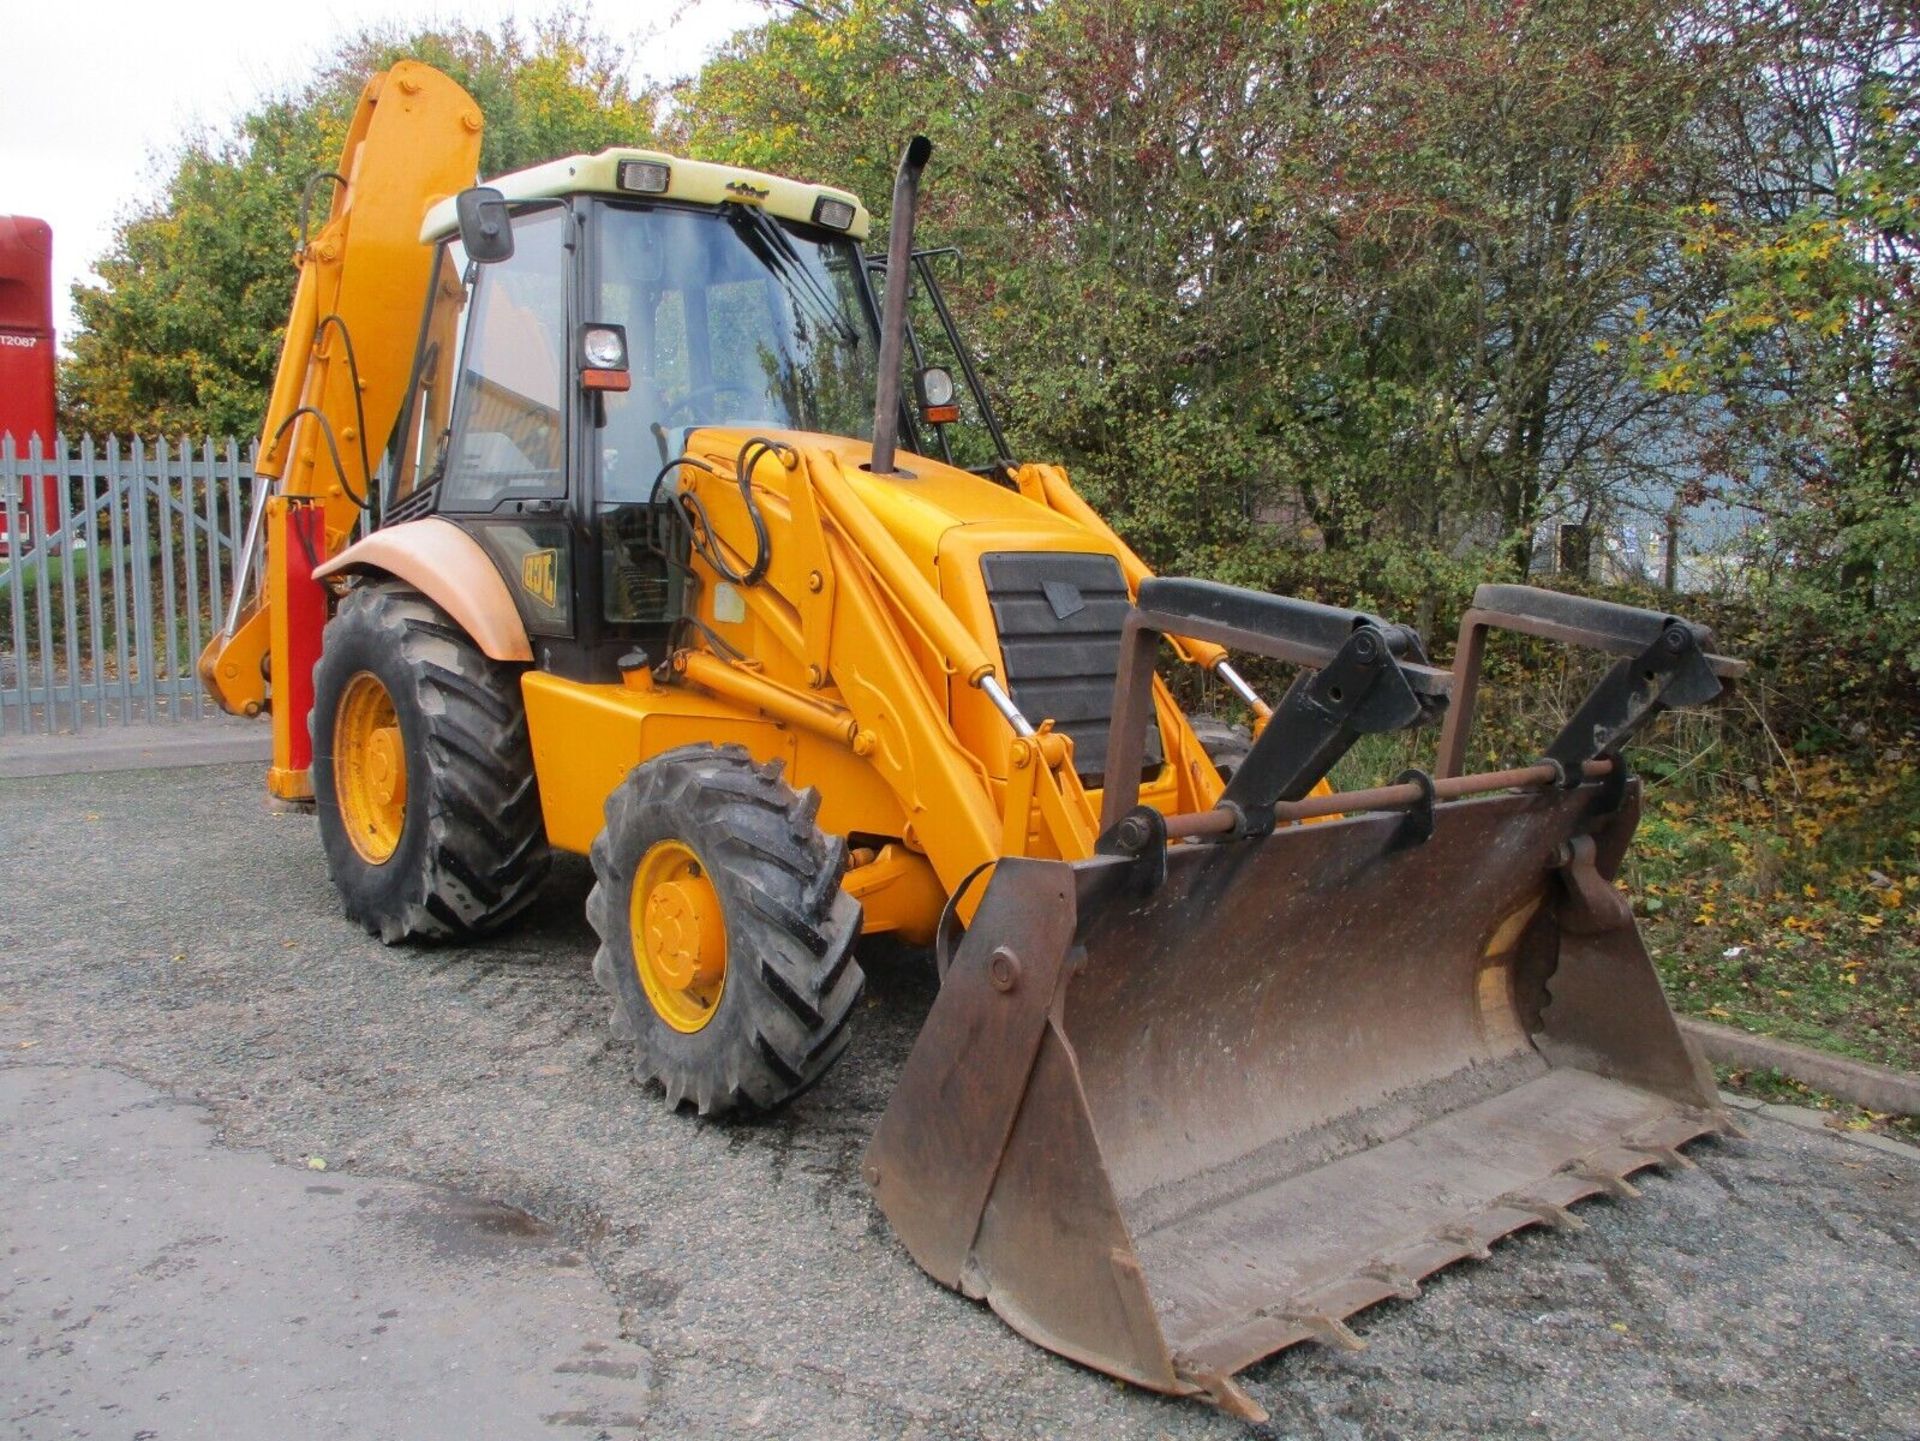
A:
<box><xmin>1436</xmin><ymin>584</ymin><xmax>1746</xmax><ymax>778</ymax></box>
<box><xmin>1101</xmin><ymin>579</ymin><xmax>1450</xmax><ymax>832</ymax></box>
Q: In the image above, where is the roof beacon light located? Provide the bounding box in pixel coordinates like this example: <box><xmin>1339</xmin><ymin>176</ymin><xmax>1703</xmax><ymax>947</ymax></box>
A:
<box><xmin>617</xmin><ymin>159</ymin><xmax>671</xmax><ymax>194</ymax></box>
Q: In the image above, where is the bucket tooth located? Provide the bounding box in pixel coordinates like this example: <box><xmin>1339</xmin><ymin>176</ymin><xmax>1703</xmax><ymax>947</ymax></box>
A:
<box><xmin>1502</xmin><ymin>1195</ymin><xmax>1588</xmax><ymax>1232</ymax></box>
<box><xmin>1567</xmin><ymin>1161</ymin><xmax>1642</xmax><ymax>1199</ymax></box>
<box><xmin>1627</xmin><ymin>1141</ymin><xmax>1696</xmax><ymax>1171</ymax></box>
<box><xmin>1176</xmin><ymin>1366</ymin><xmax>1267</xmax><ymax>1424</ymax></box>
<box><xmin>1273</xmin><ymin>1308</ymin><xmax>1369</xmax><ymax>1354</ymax></box>
<box><xmin>1361</xmin><ymin>1260</ymin><xmax>1423</xmax><ymax>1301</ymax></box>
<box><xmin>1436</xmin><ymin>1224</ymin><xmax>1494</xmax><ymax>1262</ymax></box>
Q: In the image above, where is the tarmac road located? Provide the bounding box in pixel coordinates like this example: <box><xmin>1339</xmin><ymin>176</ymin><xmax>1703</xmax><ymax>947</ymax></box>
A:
<box><xmin>2</xmin><ymin>758</ymin><xmax>1917</xmax><ymax>1439</ymax></box>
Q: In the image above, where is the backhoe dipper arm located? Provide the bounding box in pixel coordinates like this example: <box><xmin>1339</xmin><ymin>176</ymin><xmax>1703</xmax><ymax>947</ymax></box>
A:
<box><xmin>197</xmin><ymin>63</ymin><xmax>484</xmax><ymax>800</ymax></box>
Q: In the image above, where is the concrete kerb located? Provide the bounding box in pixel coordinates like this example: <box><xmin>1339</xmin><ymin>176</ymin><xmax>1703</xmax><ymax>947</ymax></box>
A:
<box><xmin>0</xmin><ymin>720</ymin><xmax>271</xmax><ymax>779</ymax></box>
<box><xmin>1720</xmin><ymin>1089</ymin><xmax>1920</xmax><ymax>1161</ymax></box>
<box><xmin>1684</xmin><ymin>1017</ymin><xmax>1920</xmax><ymax>1119</ymax></box>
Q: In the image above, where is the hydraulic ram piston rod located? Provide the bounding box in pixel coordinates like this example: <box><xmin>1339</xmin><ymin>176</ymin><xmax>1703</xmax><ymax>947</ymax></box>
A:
<box><xmin>1162</xmin><ymin>759</ymin><xmax>1615</xmax><ymax>840</ymax></box>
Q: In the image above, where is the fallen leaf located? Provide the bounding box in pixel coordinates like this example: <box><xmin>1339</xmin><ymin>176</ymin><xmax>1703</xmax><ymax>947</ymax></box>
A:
<box><xmin>307</xmin><ymin>1157</ymin><xmax>328</xmax><ymax>1171</ymax></box>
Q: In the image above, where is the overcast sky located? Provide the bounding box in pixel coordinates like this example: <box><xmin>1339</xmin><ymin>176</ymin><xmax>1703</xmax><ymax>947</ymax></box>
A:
<box><xmin>0</xmin><ymin>0</ymin><xmax>766</xmax><ymax>344</ymax></box>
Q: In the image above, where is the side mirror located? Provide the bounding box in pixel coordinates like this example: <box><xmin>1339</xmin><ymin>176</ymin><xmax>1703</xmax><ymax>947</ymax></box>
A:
<box><xmin>916</xmin><ymin>365</ymin><xmax>958</xmax><ymax>425</ymax></box>
<box><xmin>455</xmin><ymin>186</ymin><xmax>514</xmax><ymax>264</ymax></box>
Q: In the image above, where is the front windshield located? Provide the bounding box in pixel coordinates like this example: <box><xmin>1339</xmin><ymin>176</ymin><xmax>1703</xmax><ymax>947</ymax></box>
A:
<box><xmin>596</xmin><ymin>203</ymin><xmax>879</xmax><ymax>502</ymax></box>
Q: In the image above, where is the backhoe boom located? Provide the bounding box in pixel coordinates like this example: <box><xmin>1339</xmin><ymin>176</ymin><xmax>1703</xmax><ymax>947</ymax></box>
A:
<box><xmin>198</xmin><ymin>62</ymin><xmax>482</xmax><ymax>799</ymax></box>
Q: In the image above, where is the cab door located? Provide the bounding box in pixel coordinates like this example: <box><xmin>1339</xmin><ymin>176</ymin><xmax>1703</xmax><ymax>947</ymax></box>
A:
<box><xmin>433</xmin><ymin>205</ymin><xmax>576</xmax><ymax>641</ymax></box>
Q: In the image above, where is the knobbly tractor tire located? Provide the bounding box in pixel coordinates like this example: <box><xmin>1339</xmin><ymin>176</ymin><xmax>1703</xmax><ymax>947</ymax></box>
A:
<box><xmin>587</xmin><ymin>744</ymin><xmax>864</xmax><ymax>1115</ymax></box>
<box><xmin>311</xmin><ymin>583</ymin><xmax>550</xmax><ymax>944</ymax></box>
<box><xmin>1189</xmin><ymin>714</ymin><xmax>1253</xmax><ymax>784</ymax></box>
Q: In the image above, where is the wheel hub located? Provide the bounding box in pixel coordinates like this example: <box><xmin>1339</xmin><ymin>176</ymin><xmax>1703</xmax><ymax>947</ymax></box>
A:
<box><xmin>631</xmin><ymin>841</ymin><xmax>728</xmax><ymax>1032</ymax></box>
<box><xmin>367</xmin><ymin>725</ymin><xmax>405</xmax><ymax>809</ymax></box>
<box><xmin>334</xmin><ymin>671</ymin><xmax>407</xmax><ymax>864</ymax></box>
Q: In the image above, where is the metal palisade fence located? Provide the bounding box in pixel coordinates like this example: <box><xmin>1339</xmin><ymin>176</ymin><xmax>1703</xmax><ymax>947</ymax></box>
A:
<box><xmin>1</xmin><ymin>433</ymin><xmax>265</xmax><ymax>735</ymax></box>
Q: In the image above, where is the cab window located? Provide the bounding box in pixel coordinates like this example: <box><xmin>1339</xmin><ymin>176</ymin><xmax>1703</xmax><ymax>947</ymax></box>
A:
<box><xmin>384</xmin><ymin>239</ymin><xmax>470</xmax><ymax>509</ymax></box>
<box><xmin>440</xmin><ymin>207</ymin><xmax>568</xmax><ymax>509</ymax></box>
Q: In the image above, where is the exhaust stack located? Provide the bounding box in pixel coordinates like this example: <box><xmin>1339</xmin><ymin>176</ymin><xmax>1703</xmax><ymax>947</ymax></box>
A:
<box><xmin>868</xmin><ymin>135</ymin><xmax>932</xmax><ymax>476</ymax></box>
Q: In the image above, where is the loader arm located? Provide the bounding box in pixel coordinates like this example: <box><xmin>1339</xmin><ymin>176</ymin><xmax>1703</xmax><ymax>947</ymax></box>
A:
<box><xmin>197</xmin><ymin>63</ymin><xmax>483</xmax><ymax>799</ymax></box>
<box><xmin>662</xmin><ymin>431</ymin><xmax>1105</xmax><ymax>912</ymax></box>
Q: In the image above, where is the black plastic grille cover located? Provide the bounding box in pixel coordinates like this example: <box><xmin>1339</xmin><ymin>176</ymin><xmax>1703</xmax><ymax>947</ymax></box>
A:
<box><xmin>979</xmin><ymin>551</ymin><xmax>1161</xmax><ymax>785</ymax></box>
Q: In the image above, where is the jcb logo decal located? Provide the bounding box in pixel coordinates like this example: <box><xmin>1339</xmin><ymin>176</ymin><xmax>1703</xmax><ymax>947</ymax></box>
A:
<box><xmin>521</xmin><ymin>549</ymin><xmax>558</xmax><ymax>607</ymax></box>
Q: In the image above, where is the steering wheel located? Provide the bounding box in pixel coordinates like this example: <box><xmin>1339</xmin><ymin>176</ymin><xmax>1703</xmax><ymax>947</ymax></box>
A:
<box><xmin>660</xmin><ymin>382</ymin><xmax>762</xmax><ymax>427</ymax></box>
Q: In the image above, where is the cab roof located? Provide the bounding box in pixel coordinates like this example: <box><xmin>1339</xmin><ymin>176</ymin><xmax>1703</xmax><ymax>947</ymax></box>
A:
<box><xmin>421</xmin><ymin>148</ymin><xmax>872</xmax><ymax>243</ymax></box>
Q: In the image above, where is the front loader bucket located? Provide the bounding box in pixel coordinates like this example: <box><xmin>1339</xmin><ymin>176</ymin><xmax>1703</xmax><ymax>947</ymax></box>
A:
<box><xmin>865</xmin><ymin>778</ymin><xmax>1730</xmax><ymax>1420</ymax></box>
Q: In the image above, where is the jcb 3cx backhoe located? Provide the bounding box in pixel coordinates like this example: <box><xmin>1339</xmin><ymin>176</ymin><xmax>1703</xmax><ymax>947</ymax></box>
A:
<box><xmin>200</xmin><ymin>61</ymin><xmax>1744</xmax><ymax>1419</ymax></box>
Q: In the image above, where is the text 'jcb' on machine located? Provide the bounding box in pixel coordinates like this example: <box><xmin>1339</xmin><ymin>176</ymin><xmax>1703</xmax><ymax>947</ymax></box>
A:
<box><xmin>199</xmin><ymin>62</ymin><xmax>1744</xmax><ymax>1419</ymax></box>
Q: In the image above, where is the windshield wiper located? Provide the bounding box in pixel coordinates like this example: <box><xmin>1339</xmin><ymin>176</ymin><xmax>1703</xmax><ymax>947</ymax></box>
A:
<box><xmin>724</xmin><ymin>203</ymin><xmax>860</xmax><ymax>349</ymax></box>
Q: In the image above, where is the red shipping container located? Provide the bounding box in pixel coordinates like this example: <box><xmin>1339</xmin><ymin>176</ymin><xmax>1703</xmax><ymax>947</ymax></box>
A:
<box><xmin>0</xmin><ymin>215</ymin><xmax>59</xmax><ymax>551</ymax></box>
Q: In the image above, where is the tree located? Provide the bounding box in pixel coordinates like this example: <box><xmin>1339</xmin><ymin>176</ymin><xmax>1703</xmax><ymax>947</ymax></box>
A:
<box><xmin>1633</xmin><ymin>0</ymin><xmax>1919</xmax><ymax>700</ymax></box>
<box><xmin>674</xmin><ymin>0</ymin><xmax>1745</xmax><ymax>589</ymax></box>
<box><xmin>1281</xmin><ymin>0</ymin><xmax>1742</xmax><ymax>572</ymax></box>
<box><xmin>61</xmin><ymin>11</ymin><xmax>656</xmax><ymax>438</ymax></box>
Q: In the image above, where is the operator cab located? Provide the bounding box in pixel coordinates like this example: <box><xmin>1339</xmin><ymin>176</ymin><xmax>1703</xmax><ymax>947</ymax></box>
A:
<box><xmin>384</xmin><ymin>147</ymin><xmax>989</xmax><ymax>681</ymax></box>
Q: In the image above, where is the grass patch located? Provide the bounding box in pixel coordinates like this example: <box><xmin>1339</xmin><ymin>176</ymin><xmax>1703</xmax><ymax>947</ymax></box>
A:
<box><xmin>1628</xmin><ymin>753</ymin><xmax>1920</xmax><ymax>1079</ymax></box>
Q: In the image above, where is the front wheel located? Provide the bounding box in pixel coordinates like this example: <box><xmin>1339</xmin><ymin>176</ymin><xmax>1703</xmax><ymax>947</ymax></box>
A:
<box><xmin>1188</xmin><ymin>714</ymin><xmax>1253</xmax><ymax>784</ymax></box>
<box><xmin>587</xmin><ymin>744</ymin><xmax>864</xmax><ymax>1115</ymax></box>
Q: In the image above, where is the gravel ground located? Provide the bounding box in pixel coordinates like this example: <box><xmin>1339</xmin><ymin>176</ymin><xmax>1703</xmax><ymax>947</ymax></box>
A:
<box><xmin>2</xmin><ymin>760</ymin><xmax>1917</xmax><ymax>1439</ymax></box>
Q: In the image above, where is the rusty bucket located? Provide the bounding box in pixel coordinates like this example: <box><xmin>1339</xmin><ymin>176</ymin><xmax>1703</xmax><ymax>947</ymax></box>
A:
<box><xmin>865</xmin><ymin>783</ymin><xmax>1727</xmax><ymax>1418</ymax></box>
<box><xmin>865</xmin><ymin>582</ymin><xmax>1740</xmax><ymax>1421</ymax></box>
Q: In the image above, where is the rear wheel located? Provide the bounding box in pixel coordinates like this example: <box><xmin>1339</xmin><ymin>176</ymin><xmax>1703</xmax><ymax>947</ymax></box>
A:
<box><xmin>587</xmin><ymin>744</ymin><xmax>863</xmax><ymax>1115</ymax></box>
<box><xmin>311</xmin><ymin>584</ymin><xmax>550</xmax><ymax>943</ymax></box>
<box><xmin>1189</xmin><ymin>714</ymin><xmax>1253</xmax><ymax>784</ymax></box>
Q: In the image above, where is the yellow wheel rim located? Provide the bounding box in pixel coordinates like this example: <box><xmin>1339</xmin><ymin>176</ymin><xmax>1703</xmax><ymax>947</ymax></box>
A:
<box><xmin>334</xmin><ymin>671</ymin><xmax>408</xmax><ymax>864</ymax></box>
<box><xmin>630</xmin><ymin>839</ymin><xmax>728</xmax><ymax>1033</ymax></box>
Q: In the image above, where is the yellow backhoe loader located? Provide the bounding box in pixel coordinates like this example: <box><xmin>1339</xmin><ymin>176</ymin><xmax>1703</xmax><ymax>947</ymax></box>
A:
<box><xmin>200</xmin><ymin>61</ymin><xmax>1745</xmax><ymax>1419</ymax></box>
